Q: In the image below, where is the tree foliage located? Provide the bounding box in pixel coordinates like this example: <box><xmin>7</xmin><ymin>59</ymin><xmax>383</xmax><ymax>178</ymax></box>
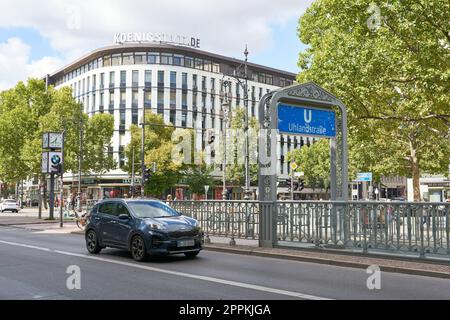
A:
<box><xmin>124</xmin><ymin>112</ymin><xmax>182</xmax><ymax>196</ymax></box>
<box><xmin>298</xmin><ymin>0</ymin><xmax>450</xmax><ymax>201</ymax></box>
<box><xmin>0</xmin><ymin>79</ymin><xmax>115</xmax><ymax>184</ymax></box>
<box><xmin>225</xmin><ymin>106</ymin><xmax>259</xmax><ymax>186</ymax></box>
<box><xmin>287</xmin><ymin>139</ymin><xmax>331</xmax><ymax>191</ymax></box>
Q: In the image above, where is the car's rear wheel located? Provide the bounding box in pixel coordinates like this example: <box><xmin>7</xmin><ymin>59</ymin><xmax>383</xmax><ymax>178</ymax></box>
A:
<box><xmin>131</xmin><ymin>235</ymin><xmax>147</xmax><ymax>261</ymax></box>
<box><xmin>86</xmin><ymin>230</ymin><xmax>101</xmax><ymax>254</ymax></box>
<box><xmin>184</xmin><ymin>251</ymin><xmax>200</xmax><ymax>258</ymax></box>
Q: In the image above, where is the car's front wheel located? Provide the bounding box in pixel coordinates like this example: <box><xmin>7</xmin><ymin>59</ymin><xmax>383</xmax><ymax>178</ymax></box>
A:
<box><xmin>86</xmin><ymin>230</ymin><xmax>102</xmax><ymax>254</ymax></box>
<box><xmin>184</xmin><ymin>251</ymin><xmax>200</xmax><ymax>258</ymax></box>
<box><xmin>130</xmin><ymin>235</ymin><xmax>147</xmax><ymax>262</ymax></box>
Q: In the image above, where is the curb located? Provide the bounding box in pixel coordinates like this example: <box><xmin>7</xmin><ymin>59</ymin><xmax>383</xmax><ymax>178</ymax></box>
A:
<box><xmin>203</xmin><ymin>245</ymin><xmax>450</xmax><ymax>280</ymax></box>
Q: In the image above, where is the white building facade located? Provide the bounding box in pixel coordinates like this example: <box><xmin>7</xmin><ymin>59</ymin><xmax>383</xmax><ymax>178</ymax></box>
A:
<box><xmin>48</xmin><ymin>43</ymin><xmax>316</xmax><ymax>200</ymax></box>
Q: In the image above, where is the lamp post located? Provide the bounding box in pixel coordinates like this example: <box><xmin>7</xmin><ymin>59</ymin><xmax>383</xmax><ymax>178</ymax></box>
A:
<box><xmin>222</xmin><ymin>46</ymin><xmax>250</xmax><ymax>200</ymax></box>
<box><xmin>76</xmin><ymin>119</ymin><xmax>84</xmax><ymax>212</ymax></box>
<box><xmin>221</xmin><ymin>94</ymin><xmax>230</xmax><ymax>200</ymax></box>
<box><xmin>243</xmin><ymin>45</ymin><xmax>250</xmax><ymax>200</ymax></box>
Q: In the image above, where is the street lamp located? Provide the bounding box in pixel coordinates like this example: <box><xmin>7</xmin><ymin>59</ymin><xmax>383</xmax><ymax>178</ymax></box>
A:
<box><xmin>221</xmin><ymin>82</ymin><xmax>231</xmax><ymax>200</ymax></box>
<box><xmin>222</xmin><ymin>45</ymin><xmax>250</xmax><ymax>200</ymax></box>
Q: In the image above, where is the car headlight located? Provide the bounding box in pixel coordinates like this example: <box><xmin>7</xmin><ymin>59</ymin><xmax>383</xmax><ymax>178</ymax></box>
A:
<box><xmin>149</xmin><ymin>223</ymin><xmax>166</xmax><ymax>231</ymax></box>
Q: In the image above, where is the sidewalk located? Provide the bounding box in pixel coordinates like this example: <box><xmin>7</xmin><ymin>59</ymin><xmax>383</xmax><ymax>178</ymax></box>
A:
<box><xmin>1</xmin><ymin>215</ymin><xmax>449</xmax><ymax>279</ymax></box>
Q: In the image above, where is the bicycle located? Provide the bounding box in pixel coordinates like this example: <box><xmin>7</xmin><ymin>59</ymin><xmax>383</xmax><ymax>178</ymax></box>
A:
<box><xmin>74</xmin><ymin>210</ymin><xmax>90</xmax><ymax>230</ymax></box>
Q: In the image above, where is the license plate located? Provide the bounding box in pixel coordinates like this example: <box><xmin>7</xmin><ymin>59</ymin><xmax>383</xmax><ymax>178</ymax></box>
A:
<box><xmin>177</xmin><ymin>239</ymin><xmax>195</xmax><ymax>247</ymax></box>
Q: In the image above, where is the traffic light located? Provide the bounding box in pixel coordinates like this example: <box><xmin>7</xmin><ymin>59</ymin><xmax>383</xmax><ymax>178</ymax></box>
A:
<box><xmin>285</xmin><ymin>178</ymin><xmax>292</xmax><ymax>191</ymax></box>
<box><xmin>298</xmin><ymin>179</ymin><xmax>305</xmax><ymax>191</ymax></box>
<box><xmin>293</xmin><ymin>179</ymin><xmax>299</xmax><ymax>191</ymax></box>
<box><xmin>143</xmin><ymin>166</ymin><xmax>152</xmax><ymax>183</ymax></box>
<box><xmin>206</xmin><ymin>129</ymin><xmax>215</xmax><ymax>144</ymax></box>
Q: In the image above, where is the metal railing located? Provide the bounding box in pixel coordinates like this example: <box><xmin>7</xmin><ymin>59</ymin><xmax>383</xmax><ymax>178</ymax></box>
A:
<box><xmin>169</xmin><ymin>200</ymin><xmax>259</xmax><ymax>242</ymax></box>
<box><xmin>169</xmin><ymin>200</ymin><xmax>450</xmax><ymax>259</ymax></box>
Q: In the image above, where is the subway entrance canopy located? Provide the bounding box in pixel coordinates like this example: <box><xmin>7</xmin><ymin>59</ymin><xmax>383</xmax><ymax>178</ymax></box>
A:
<box><xmin>257</xmin><ymin>83</ymin><xmax>348</xmax><ymax>194</ymax></box>
<box><xmin>257</xmin><ymin>82</ymin><xmax>348</xmax><ymax>247</ymax></box>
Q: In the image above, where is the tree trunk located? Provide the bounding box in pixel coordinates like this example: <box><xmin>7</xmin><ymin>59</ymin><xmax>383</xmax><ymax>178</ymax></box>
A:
<box><xmin>409</xmin><ymin>142</ymin><xmax>421</xmax><ymax>202</ymax></box>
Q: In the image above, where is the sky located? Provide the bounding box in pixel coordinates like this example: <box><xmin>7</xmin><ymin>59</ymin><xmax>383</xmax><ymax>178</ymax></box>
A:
<box><xmin>0</xmin><ymin>0</ymin><xmax>314</xmax><ymax>90</ymax></box>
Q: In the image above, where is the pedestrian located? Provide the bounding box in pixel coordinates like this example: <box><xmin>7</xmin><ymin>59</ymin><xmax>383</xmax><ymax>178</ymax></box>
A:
<box><xmin>166</xmin><ymin>194</ymin><xmax>172</xmax><ymax>204</ymax></box>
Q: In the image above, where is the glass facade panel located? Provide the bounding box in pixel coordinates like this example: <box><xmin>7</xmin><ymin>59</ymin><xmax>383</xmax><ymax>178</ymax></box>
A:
<box><xmin>122</xmin><ymin>53</ymin><xmax>133</xmax><ymax>65</ymax></box>
<box><xmin>111</xmin><ymin>54</ymin><xmax>122</xmax><ymax>66</ymax></box>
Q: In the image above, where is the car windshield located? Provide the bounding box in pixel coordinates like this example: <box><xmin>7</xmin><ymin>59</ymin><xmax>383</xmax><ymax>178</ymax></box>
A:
<box><xmin>127</xmin><ymin>201</ymin><xmax>180</xmax><ymax>218</ymax></box>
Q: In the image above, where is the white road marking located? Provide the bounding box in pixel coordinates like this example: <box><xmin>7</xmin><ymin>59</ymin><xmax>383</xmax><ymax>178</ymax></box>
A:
<box><xmin>0</xmin><ymin>239</ymin><xmax>331</xmax><ymax>300</ymax></box>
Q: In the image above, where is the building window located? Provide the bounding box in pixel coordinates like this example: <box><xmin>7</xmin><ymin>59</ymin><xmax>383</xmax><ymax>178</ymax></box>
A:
<box><xmin>184</xmin><ymin>56</ymin><xmax>194</xmax><ymax>68</ymax></box>
<box><xmin>99</xmin><ymin>92</ymin><xmax>104</xmax><ymax>113</ymax></box>
<box><xmin>122</xmin><ymin>53</ymin><xmax>133</xmax><ymax>65</ymax></box>
<box><xmin>132</xmin><ymin>90</ymin><xmax>138</xmax><ymax>107</ymax></box>
<box><xmin>134</xmin><ymin>52</ymin><xmax>146</xmax><ymax>64</ymax></box>
<box><xmin>204</xmin><ymin>60</ymin><xmax>211</xmax><ymax>72</ymax></box>
<box><xmin>144</xmin><ymin>90</ymin><xmax>152</xmax><ymax>109</ymax></box>
<box><xmin>161</xmin><ymin>53</ymin><xmax>173</xmax><ymax>65</ymax></box>
<box><xmin>120</xmin><ymin>90</ymin><xmax>126</xmax><ymax>108</ymax></box>
<box><xmin>193</xmin><ymin>74</ymin><xmax>198</xmax><ymax>91</ymax></box>
<box><xmin>100</xmin><ymin>73</ymin><xmax>104</xmax><ymax>89</ymax></box>
<box><xmin>195</xmin><ymin>58</ymin><xmax>203</xmax><ymax>70</ymax></box>
<box><xmin>147</xmin><ymin>52</ymin><xmax>159</xmax><ymax>64</ymax></box>
<box><xmin>210</xmin><ymin>78</ymin><xmax>215</xmax><ymax>94</ymax></box>
<box><xmin>144</xmin><ymin>70</ymin><xmax>152</xmax><ymax>88</ymax></box>
<box><xmin>92</xmin><ymin>93</ymin><xmax>96</xmax><ymax>112</ymax></box>
<box><xmin>170</xmin><ymin>71</ymin><xmax>176</xmax><ymax>89</ymax></box>
<box><xmin>158</xmin><ymin>71</ymin><xmax>164</xmax><ymax>88</ymax></box>
<box><xmin>157</xmin><ymin>90</ymin><xmax>164</xmax><ymax>115</ymax></box>
<box><xmin>119</xmin><ymin>146</ymin><xmax>125</xmax><ymax>168</ymax></box>
<box><xmin>92</xmin><ymin>75</ymin><xmax>96</xmax><ymax>91</ymax></box>
<box><xmin>109</xmin><ymin>71</ymin><xmax>115</xmax><ymax>88</ymax></box>
<box><xmin>132</xmin><ymin>70</ymin><xmax>139</xmax><ymax>87</ymax></box>
<box><xmin>111</xmin><ymin>53</ymin><xmax>122</xmax><ymax>66</ymax></box>
<box><xmin>201</xmin><ymin>76</ymin><xmax>206</xmax><ymax>91</ymax></box>
<box><xmin>109</xmin><ymin>91</ymin><xmax>114</xmax><ymax>114</ymax></box>
<box><xmin>120</xmin><ymin>71</ymin><xmax>126</xmax><ymax>87</ymax></box>
<box><xmin>173</xmin><ymin>54</ymin><xmax>184</xmax><ymax>66</ymax></box>
<box><xmin>103</xmin><ymin>55</ymin><xmax>111</xmax><ymax>67</ymax></box>
<box><xmin>181</xmin><ymin>72</ymin><xmax>188</xmax><ymax>91</ymax></box>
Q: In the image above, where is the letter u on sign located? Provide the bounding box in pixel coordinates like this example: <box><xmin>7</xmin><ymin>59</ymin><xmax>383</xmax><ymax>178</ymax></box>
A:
<box><xmin>304</xmin><ymin>109</ymin><xmax>312</xmax><ymax>124</ymax></box>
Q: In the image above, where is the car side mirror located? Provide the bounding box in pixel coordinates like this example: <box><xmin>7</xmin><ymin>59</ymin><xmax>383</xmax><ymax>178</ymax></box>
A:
<box><xmin>118</xmin><ymin>214</ymin><xmax>131</xmax><ymax>220</ymax></box>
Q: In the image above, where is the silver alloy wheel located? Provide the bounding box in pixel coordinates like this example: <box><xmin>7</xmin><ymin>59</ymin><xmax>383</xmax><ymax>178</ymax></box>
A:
<box><xmin>131</xmin><ymin>236</ymin><xmax>144</xmax><ymax>259</ymax></box>
<box><xmin>87</xmin><ymin>231</ymin><xmax>97</xmax><ymax>251</ymax></box>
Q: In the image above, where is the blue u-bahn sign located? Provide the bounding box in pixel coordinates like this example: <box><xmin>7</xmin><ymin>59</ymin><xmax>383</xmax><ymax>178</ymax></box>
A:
<box><xmin>278</xmin><ymin>104</ymin><xmax>336</xmax><ymax>137</ymax></box>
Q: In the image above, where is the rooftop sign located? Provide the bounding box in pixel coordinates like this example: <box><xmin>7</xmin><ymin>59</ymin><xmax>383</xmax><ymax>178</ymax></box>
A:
<box><xmin>114</xmin><ymin>32</ymin><xmax>200</xmax><ymax>49</ymax></box>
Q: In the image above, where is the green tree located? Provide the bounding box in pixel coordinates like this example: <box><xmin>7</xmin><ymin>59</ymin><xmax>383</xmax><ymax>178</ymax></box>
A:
<box><xmin>124</xmin><ymin>112</ymin><xmax>182</xmax><ymax>196</ymax></box>
<box><xmin>287</xmin><ymin>139</ymin><xmax>331</xmax><ymax>191</ymax></box>
<box><xmin>297</xmin><ymin>0</ymin><xmax>450</xmax><ymax>201</ymax></box>
<box><xmin>181</xmin><ymin>153</ymin><xmax>215</xmax><ymax>196</ymax></box>
<box><xmin>225</xmin><ymin>107</ymin><xmax>259</xmax><ymax>186</ymax></box>
<box><xmin>0</xmin><ymin>79</ymin><xmax>115</xmax><ymax>185</ymax></box>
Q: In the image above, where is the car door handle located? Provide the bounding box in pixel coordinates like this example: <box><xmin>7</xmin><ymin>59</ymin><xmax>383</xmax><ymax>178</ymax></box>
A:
<box><xmin>94</xmin><ymin>217</ymin><xmax>100</xmax><ymax>221</ymax></box>
<box><xmin>111</xmin><ymin>220</ymin><xmax>118</xmax><ymax>224</ymax></box>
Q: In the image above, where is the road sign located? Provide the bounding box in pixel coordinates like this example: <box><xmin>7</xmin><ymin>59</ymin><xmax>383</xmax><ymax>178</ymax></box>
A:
<box><xmin>290</xmin><ymin>162</ymin><xmax>298</xmax><ymax>170</ymax></box>
<box><xmin>49</xmin><ymin>151</ymin><xmax>63</xmax><ymax>173</ymax></box>
<box><xmin>357</xmin><ymin>172</ymin><xmax>372</xmax><ymax>182</ymax></box>
<box><xmin>278</xmin><ymin>104</ymin><xmax>336</xmax><ymax>137</ymax></box>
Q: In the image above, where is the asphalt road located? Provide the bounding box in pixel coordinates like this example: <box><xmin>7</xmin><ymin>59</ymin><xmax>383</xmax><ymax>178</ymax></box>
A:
<box><xmin>0</xmin><ymin>226</ymin><xmax>449</xmax><ymax>300</ymax></box>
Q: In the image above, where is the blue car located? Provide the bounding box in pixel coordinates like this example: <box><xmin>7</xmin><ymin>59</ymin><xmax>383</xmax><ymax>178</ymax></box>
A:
<box><xmin>84</xmin><ymin>199</ymin><xmax>203</xmax><ymax>261</ymax></box>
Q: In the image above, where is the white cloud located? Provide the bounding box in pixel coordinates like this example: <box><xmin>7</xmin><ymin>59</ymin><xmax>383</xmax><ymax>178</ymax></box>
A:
<box><xmin>0</xmin><ymin>38</ymin><xmax>64</xmax><ymax>90</ymax></box>
<box><xmin>0</xmin><ymin>0</ymin><xmax>313</xmax><ymax>89</ymax></box>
